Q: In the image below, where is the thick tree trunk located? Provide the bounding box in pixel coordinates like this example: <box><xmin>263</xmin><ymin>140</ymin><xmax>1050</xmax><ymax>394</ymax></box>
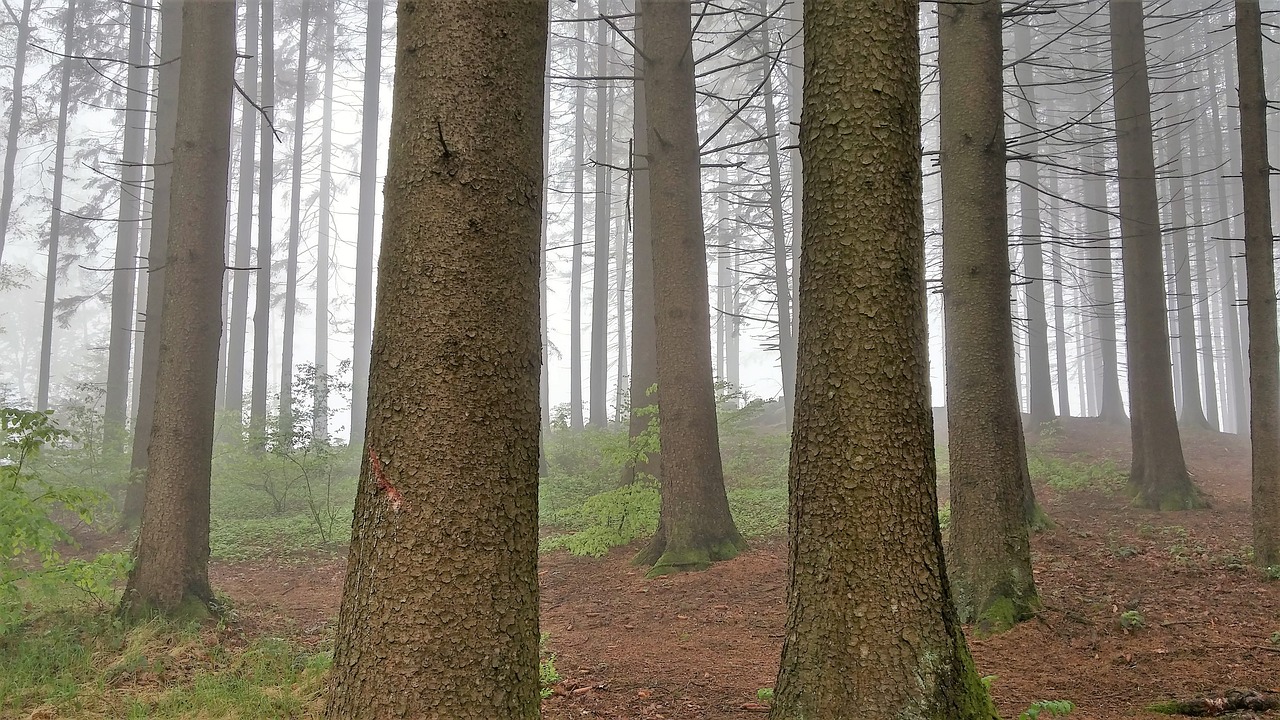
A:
<box><xmin>104</xmin><ymin>0</ymin><xmax>152</xmax><ymax>445</ymax></box>
<box><xmin>324</xmin><ymin>1</ymin><xmax>548</xmax><ymax>714</ymax></box>
<box><xmin>279</xmin><ymin>5</ymin><xmax>311</xmax><ymax>438</ymax></box>
<box><xmin>225</xmin><ymin>0</ymin><xmax>259</xmax><ymax>420</ymax></box>
<box><xmin>121</xmin><ymin>0</ymin><xmax>235</xmax><ymax>615</ymax></box>
<box><xmin>1235</xmin><ymin>0</ymin><xmax>1280</xmax><ymax>568</ymax></box>
<box><xmin>589</xmin><ymin>2</ymin><xmax>612</xmax><ymax>429</ymax></box>
<box><xmin>313</xmin><ymin>0</ymin><xmax>335</xmax><ymax>443</ymax></box>
<box><xmin>570</xmin><ymin>1</ymin><xmax>587</xmax><ymax>432</ymax></box>
<box><xmin>632</xmin><ymin>0</ymin><xmax>744</xmax><ymax>575</ymax></box>
<box><xmin>619</xmin><ymin>16</ymin><xmax>659</xmax><ymax>487</ymax></box>
<box><xmin>770</xmin><ymin>0</ymin><xmax>997</xmax><ymax>714</ymax></box>
<box><xmin>350</xmin><ymin>0</ymin><xmax>383</xmax><ymax>444</ymax></box>
<box><xmin>0</xmin><ymin>0</ymin><xmax>33</xmax><ymax>265</ymax></box>
<box><xmin>937</xmin><ymin>0</ymin><xmax>1038</xmax><ymax>633</ymax></box>
<box><xmin>37</xmin><ymin>0</ymin><xmax>78</xmax><ymax>412</ymax></box>
<box><xmin>123</xmin><ymin>0</ymin><xmax>183</xmax><ymax>528</ymax></box>
<box><xmin>250</xmin><ymin>0</ymin><xmax>275</xmax><ymax>440</ymax></box>
<box><xmin>1108</xmin><ymin>0</ymin><xmax>1202</xmax><ymax>509</ymax></box>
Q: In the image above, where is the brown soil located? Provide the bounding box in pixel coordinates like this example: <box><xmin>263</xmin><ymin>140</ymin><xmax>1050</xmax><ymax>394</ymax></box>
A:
<box><xmin>210</xmin><ymin>418</ymin><xmax>1280</xmax><ymax>718</ymax></box>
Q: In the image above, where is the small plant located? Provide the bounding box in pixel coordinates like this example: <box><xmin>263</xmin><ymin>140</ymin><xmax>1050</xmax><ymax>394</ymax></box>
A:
<box><xmin>1019</xmin><ymin>699</ymin><xmax>1075</xmax><ymax>719</ymax></box>
<box><xmin>1267</xmin><ymin>630</ymin><xmax>1280</xmax><ymax>646</ymax></box>
<box><xmin>541</xmin><ymin>481</ymin><xmax>660</xmax><ymax>557</ymax></box>
<box><xmin>1119</xmin><ymin>609</ymin><xmax>1145</xmax><ymax>630</ymax></box>
<box><xmin>539</xmin><ymin>633</ymin><xmax>560</xmax><ymax>699</ymax></box>
<box><xmin>757</xmin><ymin>687</ymin><xmax>774</xmax><ymax>705</ymax></box>
<box><xmin>1264</xmin><ymin>565</ymin><xmax>1280</xmax><ymax>581</ymax></box>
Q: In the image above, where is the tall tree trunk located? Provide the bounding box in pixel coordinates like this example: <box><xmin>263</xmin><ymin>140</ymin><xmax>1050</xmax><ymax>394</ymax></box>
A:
<box><xmin>226</xmin><ymin>0</ymin><xmax>260</xmax><ymax>420</ymax></box>
<box><xmin>250</xmin><ymin>0</ymin><xmax>275</xmax><ymax>440</ymax></box>
<box><xmin>130</xmin><ymin>3</ymin><xmax>158</xmax><ymax>427</ymax></box>
<box><xmin>715</xmin><ymin>164</ymin><xmax>729</xmax><ymax>400</ymax></box>
<box><xmin>1084</xmin><ymin>141</ymin><xmax>1126</xmax><ymax>423</ymax></box>
<box><xmin>619</xmin><ymin>16</ymin><xmax>659</xmax><ymax>486</ymax></box>
<box><xmin>632</xmin><ymin>0</ymin><xmax>744</xmax><ymax>574</ymax></box>
<box><xmin>350</xmin><ymin>0</ymin><xmax>383</xmax><ymax>444</ymax></box>
<box><xmin>122</xmin><ymin>0</ymin><xmax>183</xmax><ymax>528</ymax></box>
<box><xmin>570</xmin><ymin>0</ymin><xmax>586</xmax><ymax>432</ymax></box>
<box><xmin>121</xmin><ymin>0</ymin><xmax>235</xmax><ymax>615</ymax></box>
<box><xmin>1235</xmin><ymin>0</ymin><xmax>1280</xmax><ymax>568</ymax></box>
<box><xmin>785</xmin><ymin>0</ymin><xmax>802</xmax><ymax>344</ymax></box>
<box><xmin>313</xmin><ymin>0</ymin><xmax>335</xmax><ymax>443</ymax></box>
<box><xmin>280</xmin><ymin>4</ymin><xmax>311</xmax><ymax>438</ymax></box>
<box><xmin>589</xmin><ymin>1</ymin><xmax>612</xmax><ymax>428</ymax></box>
<box><xmin>37</xmin><ymin>0</ymin><xmax>78</xmax><ymax>412</ymax></box>
<box><xmin>760</xmin><ymin>10</ymin><xmax>795</xmax><ymax>429</ymax></box>
<box><xmin>0</xmin><ymin>0</ymin><xmax>33</xmax><ymax>265</ymax></box>
<box><xmin>539</xmin><ymin>36</ymin><xmax>553</xmax><ymax>460</ymax></box>
<box><xmin>1046</xmin><ymin>175</ymin><xmax>1070</xmax><ymax>417</ymax></box>
<box><xmin>1108</xmin><ymin>0</ymin><xmax>1201</xmax><ymax>509</ymax></box>
<box><xmin>1210</xmin><ymin>52</ymin><xmax>1248</xmax><ymax>434</ymax></box>
<box><xmin>615</xmin><ymin>178</ymin><xmax>629</xmax><ymax>421</ymax></box>
<box><xmin>938</xmin><ymin>0</ymin><xmax>1038</xmax><ymax>632</ymax></box>
<box><xmin>324</xmin><ymin>1</ymin><xmax>548</xmax><ymax>713</ymax></box>
<box><xmin>771</xmin><ymin>0</ymin><xmax>997</xmax><ymax>713</ymax></box>
<box><xmin>1189</xmin><ymin>141</ymin><xmax>1220</xmax><ymax>431</ymax></box>
<box><xmin>1013</xmin><ymin>23</ymin><xmax>1055</xmax><ymax>429</ymax></box>
<box><xmin>1168</xmin><ymin>149</ymin><xmax>1210</xmax><ymax>429</ymax></box>
<box><xmin>104</xmin><ymin>0</ymin><xmax>152</xmax><ymax>445</ymax></box>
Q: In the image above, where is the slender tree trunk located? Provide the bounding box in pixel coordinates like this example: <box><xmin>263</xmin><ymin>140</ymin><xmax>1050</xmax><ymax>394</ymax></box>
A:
<box><xmin>760</xmin><ymin>10</ymin><xmax>795</xmax><ymax>429</ymax></box>
<box><xmin>121</xmin><ymin>0</ymin><xmax>236</xmax><ymax>615</ymax></box>
<box><xmin>632</xmin><ymin>0</ymin><xmax>745</xmax><ymax>574</ymax></box>
<box><xmin>619</xmin><ymin>16</ymin><xmax>659</xmax><ymax>486</ymax></box>
<box><xmin>123</xmin><ymin>0</ymin><xmax>183</xmax><ymax>528</ymax></box>
<box><xmin>1235</xmin><ymin>0</ymin><xmax>1280</xmax><ymax>568</ymax></box>
<box><xmin>1014</xmin><ymin>23</ymin><xmax>1055</xmax><ymax>428</ymax></box>
<box><xmin>324</xmin><ymin>1</ymin><xmax>548</xmax><ymax>713</ymax></box>
<box><xmin>104</xmin><ymin>0</ymin><xmax>152</xmax><ymax>445</ymax></box>
<box><xmin>1108</xmin><ymin>0</ymin><xmax>1201</xmax><ymax>509</ymax></box>
<box><xmin>1168</xmin><ymin>149</ymin><xmax>1210</xmax><ymax>428</ymax></box>
<box><xmin>785</xmin><ymin>0</ymin><xmax>802</xmax><ymax>344</ymax></box>
<box><xmin>350</xmin><ymin>0</ymin><xmax>383</xmax><ymax>444</ymax></box>
<box><xmin>250</xmin><ymin>0</ymin><xmax>275</xmax><ymax>440</ymax></box>
<box><xmin>1210</xmin><ymin>52</ymin><xmax>1248</xmax><ymax>434</ymax></box>
<box><xmin>1084</xmin><ymin>143</ymin><xmax>1127</xmax><ymax>423</ymax></box>
<box><xmin>570</xmin><ymin>0</ymin><xmax>586</xmax><ymax>432</ymax></box>
<box><xmin>279</xmin><ymin>4</ymin><xmax>311</xmax><ymax>437</ymax></box>
<box><xmin>313</xmin><ymin>0</ymin><xmax>335</xmax><ymax>443</ymax></box>
<box><xmin>130</xmin><ymin>3</ymin><xmax>158</xmax><ymax>427</ymax></box>
<box><xmin>771</xmin><ymin>0</ymin><xmax>997</xmax><ymax>713</ymax></box>
<box><xmin>37</xmin><ymin>0</ymin><xmax>78</xmax><ymax>412</ymax></box>
<box><xmin>226</xmin><ymin>0</ymin><xmax>259</xmax><ymax>420</ymax></box>
<box><xmin>938</xmin><ymin>0</ymin><xmax>1038</xmax><ymax>632</ymax></box>
<box><xmin>589</xmin><ymin>1</ymin><xmax>612</xmax><ymax>429</ymax></box>
<box><xmin>1047</xmin><ymin>175</ymin><xmax>1071</xmax><ymax>417</ymax></box>
<box><xmin>716</xmin><ymin>164</ymin><xmax>729</xmax><ymax>399</ymax></box>
<box><xmin>615</xmin><ymin>178</ymin><xmax>629</xmax><ymax>422</ymax></box>
<box><xmin>1189</xmin><ymin>143</ymin><xmax>1220</xmax><ymax>431</ymax></box>
<box><xmin>0</xmin><ymin>0</ymin><xmax>33</xmax><ymax>266</ymax></box>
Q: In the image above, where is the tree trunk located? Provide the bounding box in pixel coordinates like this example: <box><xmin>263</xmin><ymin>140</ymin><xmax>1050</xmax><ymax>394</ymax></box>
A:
<box><xmin>937</xmin><ymin>0</ymin><xmax>1038</xmax><ymax>633</ymax></box>
<box><xmin>1188</xmin><ymin>134</ymin><xmax>1220</xmax><ymax>431</ymax></box>
<box><xmin>785</xmin><ymin>0</ymin><xmax>802</xmax><ymax>344</ymax></box>
<box><xmin>619</xmin><ymin>15</ymin><xmax>659</xmax><ymax>487</ymax></box>
<box><xmin>250</xmin><ymin>0</ymin><xmax>275</xmax><ymax>440</ymax></box>
<box><xmin>225</xmin><ymin>0</ymin><xmax>259</xmax><ymax>421</ymax></box>
<box><xmin>631</xmin><ymin>0</ymin><xmax>744</xmax><ymax>575</ymax></box>
<box><xmin>1013</xmin><ymin>23</ymin><xmax>1055</xmax><ymax>429</ymax></box>
<box><xmin>1210</xmin><ymin>52</ymin><xmax>1248</xmax><ymax>434</ymax></box>
<box><xmin>1047</xmin><ymin>177</ymin><xmax>1071</xmax><ymax>417</ymax></box>
<box><xmin>104</xmin><ymin>0</ymin><xmax>152</xmax><ymax>445</ymax></box>
<box><xmin>37</xmin><ymin>0</ymin><xmax>78</xmax><ymax>412</ymax></box>
<box><xmin>121</xmin><ymin>0</ymin><xmax>235</xmax><ymax>615</ymax></box>
<box><xmin>770</xmin><ymin>0</ymin><xmax>997</xmax><ymax>714</ymax></box>
<box><xmin>589</xmin><ymin>1</ymin><xmax>612</xmax><ymax>429</ymax></box>
<box><xmin>1084</xmin><ymin>140</ymin><xmax>1127</xmax><ymax>423</ymax></box>
<box><xmin>279</xmin><ymin>4</ymin><xmax>311</xmax><ymax>439</ymax></box>
<box><xmin>350</xmin><ymin>0</ymin><xmax>383</xmax><ymax>444</ymax></box>
<box><xmin>313</xmin><ymin>0</ymin><xmax>335</xmax><ymax>443</ymax></box>
<box><xmin>0</xmin><ymin>0</ymin><xmax>33</xmax><ymax>266</ymax></box>
<box><xmin>760</xmin><ymin>10</ymin><xmax>795</xmax><ymax>429</ymax></box>
<box><xmin>1168</xmin><ymin>149</ymin><xmax>1210</xmax><ymax>429</ymax></box>
<box><xmin>1108</xmin><ymin>0</ymin><xmax>1202</xmax><ymax>509</ymax></box>
<box><xmin>570</xmin><ymin>0</ymin><xmax>587</xmax><ymax>432</ymax></box>
<box><xmin>123</xmin><ymin>0</ymin><xmax>183</xmax><ymax>529</ymax></box>
<box><xmin>615</xmin><ymin>175</ymin><xmax>629</xmax><ymax>422</ymax></box>
<box><xmin>324</xmin><ymin>1</ymin><xmax>548</xmax><ymax>714</ymax></box>
<box><xmin>1235</xmin><ymin>0</ymin><xmax>1280</xmax><ymax>568</ymax></box>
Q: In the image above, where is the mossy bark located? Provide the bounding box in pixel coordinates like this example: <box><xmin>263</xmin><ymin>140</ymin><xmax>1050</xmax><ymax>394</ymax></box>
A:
<box><xmin>324</xmin><ymin>2</ymin><xmax>548</xmax><ymax>717</ymax></box>
<box><xmin>631</xmin><ymin>0</ymin><xmax>745</xmax><ymax>575</ymax></box>
<box><xmin>768</xmin><ymin>0</ymin><xmax>997</xmax><ymax>716</ymax></box>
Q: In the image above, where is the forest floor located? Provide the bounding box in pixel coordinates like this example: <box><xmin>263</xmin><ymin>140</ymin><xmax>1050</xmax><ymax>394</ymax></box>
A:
<box><xmin>204</xmin><ymin>418</ymin><xmax>1280</xmax><ymax>719</ymax></box>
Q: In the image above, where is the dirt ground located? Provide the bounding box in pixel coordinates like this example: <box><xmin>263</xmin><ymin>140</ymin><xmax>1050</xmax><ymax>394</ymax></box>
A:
<box><xmin>212</xmin><ymin>419</ymin><xmax>1280</xmax><ymax>718</ymax></box>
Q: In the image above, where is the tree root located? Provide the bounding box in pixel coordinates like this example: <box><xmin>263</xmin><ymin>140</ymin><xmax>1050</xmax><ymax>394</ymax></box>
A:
<box><xmin>1148</xmin><ymin>689</ymin><xmax>1280</xmax><ymax>716</ymax></box>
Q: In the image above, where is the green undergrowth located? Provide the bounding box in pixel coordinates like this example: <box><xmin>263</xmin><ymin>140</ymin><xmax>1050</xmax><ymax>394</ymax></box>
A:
<box><xmin>0</xmin><ymin>610</ymin><xmax>331</xmax><ymax>718</ymax></box>
<box><xmin>1027</xmin><ymin>451</ymin><xmax>1126</xmax><ymax>493</ymax></box>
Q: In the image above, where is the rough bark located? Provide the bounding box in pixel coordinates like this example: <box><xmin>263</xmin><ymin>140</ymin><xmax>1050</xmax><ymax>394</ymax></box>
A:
<box><xmin>1109</xmin><ymin>0</ymin><xmax>1202</xmax><ymax>509</ymax></box>
<box><xmin>279</xmin><ymin>4</ymin><xmax>311</xmax><ymax>437</ymax></box>
<box><xmin>123</xmin><ymin>0</ymin><xmax>183</xmax><ymax>528</ymax></box>
<box><xmin>324</xmin><ymin>1</ymin><xmax>547</xmax><ymax>715</ymax></box>
<box><xmin>249</xmin><ymin>0</ymin><xmax>275</xmax><ymax>440</ymax></box>
<box><xmin>589</xmin><ymin>1</ymin><xmax>612</xmax><ymax>429</ymax></box>
<box><xmin>770</xmin><ymin>0</ymin><xmax>997</xmax><ymax>714</ymax></box>
<box><xmin>1235</xmin><ymin>0</ymin><xmax>1280</xmax><ymax>568</ymax></box>
<box><xmin>225</xmin><ymin>0</ymin><xmax>259</xmax><ymax>420</ymax></box>
<box><xmin>121</xmin><ymin>0</ymin><xmax>235</xmax><ymax>615</ymax></box>
<box><xmin>0</xmin><ymin>0</ymin><xmax>33</xmax><ymax>266</ymax></box>
<box><xmin>349</xmin><ymin>0</ymin><xmax>383</xmax><ymax>444</ymax></box>
<box><xmin>37</xmin><ymin>0</ymin><xmax>78</xmax><ymax>412</ymax></box>
<box><xmin>631</xmin><ymin>0</ymin><xmax>744</xmax><ymax>575</ymax></box>
<box><xmin>938</xmin><ymin>0</ymin><xmax>1038</xmax><ymax>633</ymax></box>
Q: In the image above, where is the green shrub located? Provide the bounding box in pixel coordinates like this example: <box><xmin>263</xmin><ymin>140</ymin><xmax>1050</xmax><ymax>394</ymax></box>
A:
<box><xmin>541</xmin><ymin>481</ymin><xmax>660</xmax><ymax>557</ymax></box>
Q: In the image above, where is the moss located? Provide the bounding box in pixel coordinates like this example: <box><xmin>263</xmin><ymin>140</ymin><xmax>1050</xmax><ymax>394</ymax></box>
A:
<box><xmin>1026</xmin><ymin>503</ymin><xmax>1053</xmax><ymax>534</ymax></box>
<box><xmin>643</xmin><ymin>536</ymin><xmax>746</xmax><ymax>578</ymax></box>
<box><xmin>1128</xmin><ymin>483</ymin><xmax>1209</xmax><ymax>512</ymax></box>
<box><xmin>1144</xmin><ymin>700</ymin><xmax>1181</xmax><ymax>714</ymax></box>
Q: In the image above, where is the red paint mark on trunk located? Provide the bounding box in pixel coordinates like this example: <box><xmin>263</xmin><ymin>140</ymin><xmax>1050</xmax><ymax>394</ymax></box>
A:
<box><xmin>368</xmin><ymin>447</ymin><xmax>404</xmax><ymax>512</ymax></box>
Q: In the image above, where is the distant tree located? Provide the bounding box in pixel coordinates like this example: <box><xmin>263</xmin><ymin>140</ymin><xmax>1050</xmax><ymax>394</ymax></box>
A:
<box><xmin>570</xmin><ymin>0</ymin><xmax>587</xmax><ymax>432</ymax></box>
<box><xmin>313</xmin><ymin>0</ymin><xmax>336</xmax><ymax>443</ymax></box>
<box><xmin>0</xmin><ymin>0</ymin><xmax>34</xmax><ymax>266</ymax></box>
<box><xmin>631</xmin><ymin>0</ymin><xmax>745</xmax><ymax>575</ymax></box>
<box><xmin>324</xmin><ymin>0</ymin><xmax>548</xmax><ymax>715</ymax></box>
<box><xmin>769</xmin><ymin>0</ymin><xmax>997</xmax><ymax>714</ymax></box>
<box><xmin>938</xmin><ymin>0</ymin><xmax>1038</xmax><ymax>632</ymax></box>
<box><xmin>279</xmin><ymin>2</ymin><xmax>311</xmax><ymax>439</ymax></box>
<box><xmin>1108</xmin><ymin>0</ymin><xmax>1202</xmax><ymax>509</ymax></box>
<box><xmin>1082</xmin><ymin>132</ymin><xmax>1128</xmax><ymax>424</ymax></box>
<box><xmin>250</xmin><ymin>0</ymin><xmax>276</xmax><ymax>440</ymax></box>
<box><xmin>349</xmin><ymin>0</ymin><xmax>383</xmax><ymax>444</ymax></box>
<box><xmin>121</xmin><ymin>0</ymin><xmax>236</xmax><ymax>614</ymax></box>
<box><xmin>1234</xmin><ymin>0</ymin><xmax>1279</xmax><ymax>568</ymax></box>
<box><xmin>589</xmin><ymin>0</ymin><xmax>612</xmax><ymax>429</ymax></box>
